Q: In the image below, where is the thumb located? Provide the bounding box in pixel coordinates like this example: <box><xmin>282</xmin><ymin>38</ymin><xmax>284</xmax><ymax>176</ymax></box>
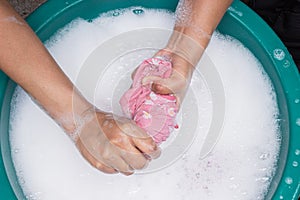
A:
<box><xmin>142</xmin><ymin>76</ymin><xmax>173</xmax><ymax>95</ymax></box>
<box><xmin>142</xmin><ymin>75</ymin><xmax>161</xmax><ymax>85</ymax></box>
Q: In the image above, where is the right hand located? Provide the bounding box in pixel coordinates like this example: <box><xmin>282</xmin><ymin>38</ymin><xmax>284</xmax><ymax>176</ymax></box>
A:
<box><xmin>74</xmin><ymin>109</ymin><xmax>161</xmax><ymax>175</ymax></box>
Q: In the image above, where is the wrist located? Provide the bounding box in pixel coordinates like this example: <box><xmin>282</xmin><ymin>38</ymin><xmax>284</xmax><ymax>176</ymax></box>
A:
<box><xmin>52</xmin><ymin>88</ymin><xmax>94</xmax><ymax>136</ymax></box>
<box><xmin>165</xmin><ymin>29</ymin><xmax>206</xmax><ymax>67</ymax></box>
<box><xmin>182</xmin><ymin>25</ymin><xmax>211</xmax><ymax>49</ymax></box>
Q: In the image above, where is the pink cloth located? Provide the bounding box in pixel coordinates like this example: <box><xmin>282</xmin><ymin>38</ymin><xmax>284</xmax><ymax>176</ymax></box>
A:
<box><xmin>119</xmin><ymin>57</ymin><xmax>178</xmax><ymax>144</ymax></box>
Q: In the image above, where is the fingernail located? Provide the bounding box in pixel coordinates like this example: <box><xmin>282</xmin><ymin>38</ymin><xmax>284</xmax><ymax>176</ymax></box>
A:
<box><xmin>123</xmin><ymin>171</ymin><xmax>134</xmax><ymax>176</ymax></box>
<box><xmin>148</xmin><ymin>147</ymin><xmax>161</xmax><ymax>159</ymax></box>
<box><xmin>143</xmin><ymin>153</ymin><xmax>152</xmax><ymax>160</ymax></box>
<box><xmin>152</xmin><ymin>83</ymin><xmax>162</xmax><ymax>92</ymax></box>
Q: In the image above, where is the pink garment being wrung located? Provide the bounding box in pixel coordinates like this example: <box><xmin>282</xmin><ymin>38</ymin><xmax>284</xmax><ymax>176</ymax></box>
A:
<box><xmin>119</xmin><ymin>57</ymin><xmax>178</xmax><ymax>144</ymax></box>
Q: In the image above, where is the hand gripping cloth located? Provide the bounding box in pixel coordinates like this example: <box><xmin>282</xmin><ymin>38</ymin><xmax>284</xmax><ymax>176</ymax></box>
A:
<box><xmin>119</xmin><ymin>57</ymin><xmax>178</xmax><ymax>144</ymax></box>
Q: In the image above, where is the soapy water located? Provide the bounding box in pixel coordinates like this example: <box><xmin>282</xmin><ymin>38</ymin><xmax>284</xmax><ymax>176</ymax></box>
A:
<box><xmin>9</xmin><ymin>7</ymin><xmax>280</xmax><ymax>200</ymax></box>
<box><xmin>73</xmin><ymin>27</ymin><xmax>224</xmax><ymax>171</ymax></box>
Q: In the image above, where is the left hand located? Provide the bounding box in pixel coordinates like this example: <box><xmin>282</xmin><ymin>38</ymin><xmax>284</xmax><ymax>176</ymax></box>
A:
<box><xmin>140</xmin><ymin>49</ymin><xmax>194</xmax><ymax>108</ymax></box>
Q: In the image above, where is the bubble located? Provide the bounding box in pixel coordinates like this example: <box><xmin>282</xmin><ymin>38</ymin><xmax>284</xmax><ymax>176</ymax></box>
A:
<box><xmin>26</xmin><ymin>193</ymin><xmax>36</xmax><ymax>200</ymax></box>
<box><xmin>128</xmin><ymin>185</ymin><xmax>141</xmax><ymax>195</ymax></box>
<box><xmin>279</xmin><ymin>195</ymin><xmax>284</xmax><ymax>199</ymax></box>
<box><xmin>259</xmin><ymin>153</ymin><xmax>270</xmax><ymax>160</ymax></box>
<box><xmin>106</xmin><ymin>97</ymin><xmax>112</xmax><ymax>102</ymax></box>
<box><xmin>273</xmin><ymin>49</ymin><xmax>285</xmax><ymax>61</ymax></box>
<box><xmin>256</xmin><ymin>176</ymin><xmax>270</xmax><ymax>183</ymax></box>
<box><xmin>113</xmin><ymin>11</ymin><xmax>120</xmax><ymax>17</ymax></box>
<box><xmin>283</xmin><ymin>60</ymin><xmax>290</xmax><ymax>68</ymax></box>
<box><xmin>195</xmin><ymin>172</ymin><xmax>201</xmax><ymax>179</ymax></box>
<box><xmin>117</xmin><ymin>65</ymin><xmax>125</xmax><ymax>70</ymax></box>
<box><xmin>13</xmin><ymin>148</ymin><xmax>19</xmax><ymax>153</ymax></box>
<box><xmin>295</xmin><ymin>149</ymin><xmax>300</xmax><ymax>156</ymax></box>
<box><xmin>18</xmin><ymin>170</ymin><xmax>24</xmax><ymax>176</ymax></box>
<box><xmin>19</xmin><ymin>176</ymin><xmax>25</xmax><ymax>185</ymax></box>
<box><xmin>296</xmin><ymin>118</ymin><xmax>300</xmax><ymax>126</ymax></box>
<box><xmin>259</xmin><ymin>167</ymin><xmax>267</xmax><ymax>172</ymax></box>
<box><xmin>284</xmin><ymin>177</ymin><xmax>293</xmax><ymax>185</ymax></box>
<box><xmin>229</xmin><ymin>183</ymin><xmax>239</xmax><ymax>190</ymax></box>
<box><xmin>175</xmin><ymin>0</ymin><xmax>192</xmax><ymax>25</ymax></box>
<box><xmin>132</xmin><ymin>8</ymin><xmax>144</xmax><ymax>15</ymax></box>
<box><xmin>292</xmin><ymin>161</ymin><xmax>298</xmax><ymax>167</ymax></box>
<box><xmin>295</xmin><ymin>99</ymin><xmax>300</xmax><ymax>104</ymax></box>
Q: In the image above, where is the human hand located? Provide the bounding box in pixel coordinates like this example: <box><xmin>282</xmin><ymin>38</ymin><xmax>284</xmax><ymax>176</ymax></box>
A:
<box><xmin>73</xmin><ymin>109</ymin><xmax>161</xmax><ymax>175</ymax></box>
<box><xmin>134</xmin><ymin>30</ymin><xmax>205</xmax><ymax>108</ymax></box>
<box><xmin>140</xmin><ymin>49</ymin><xmax>194</xmax><ymax>108</ymax></box>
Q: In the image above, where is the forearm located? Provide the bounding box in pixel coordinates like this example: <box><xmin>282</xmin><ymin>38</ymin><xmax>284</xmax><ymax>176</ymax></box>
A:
<box><xmin>177</xmin><ymin>0</ymin><xmax>233</xmax><ymax>46</ymax></box>
<box><xmin>0</xmin><ymin>1</ymin><xmax>161</xmax><ymax>174</ymax></box>
<box><xmin>0</xmin><ymin>1</ymin><xmax>90</xmax><ymax>131</ymax></box>
<box><xmin>166</xmin><ymin>0</ymin><xmax>233</xmax><ymax>66</ymax></box>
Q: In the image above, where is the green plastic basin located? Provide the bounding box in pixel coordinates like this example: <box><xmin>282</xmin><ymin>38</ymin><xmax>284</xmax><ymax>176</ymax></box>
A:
<box><xmin>0</xmin><ymin>0</ymin><xmax>299</xmax><ymax>199</ymax></box>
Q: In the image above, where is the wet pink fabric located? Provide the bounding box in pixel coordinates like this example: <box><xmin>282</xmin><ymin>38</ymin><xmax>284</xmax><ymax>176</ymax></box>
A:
<box><xmin>119</xmin><ymin>57</ymin><xmax>178</xmax><ymax>144</ymax></box>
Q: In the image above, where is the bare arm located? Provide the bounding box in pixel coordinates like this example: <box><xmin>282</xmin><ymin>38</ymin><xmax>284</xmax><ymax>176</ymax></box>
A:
<box><xmin>0</xmin><ymin>0</ymin><xmax>159</xmax><ymax>174</ymax></box>
<box><xmin>0</xmin><ymin>0</ymin><xmax>90</xmax><ymax>123</ymax></box>
<box><xmin>144</xmin><ymin>0</ymin><xmax>233</xmax><ymax>100</ymax></box>
<box><xmin>175</xmin><ymin>0</ymin><xmax>233</xmax><ymax>48</ymax></box>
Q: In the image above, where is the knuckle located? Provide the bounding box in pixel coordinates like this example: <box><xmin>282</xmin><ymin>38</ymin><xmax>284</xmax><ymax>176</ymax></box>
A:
<box><xmin>110</xmin><ymin>135</ymin><xmax>130</xmax><ymax>150</ymax></box>
<box><xmin>145</xmin><ymin>139</ymin><xmax>157</xmax><ymax>151</ymax></box>
<box><xmin>96</xmin><ymin>163</ymin><xmax>117</xmax><ymax>174</ymax></box>
<box><xmin>101</xmin><ymin>148</ymin><xmax>113</xmax><ymax>162</ymax></box>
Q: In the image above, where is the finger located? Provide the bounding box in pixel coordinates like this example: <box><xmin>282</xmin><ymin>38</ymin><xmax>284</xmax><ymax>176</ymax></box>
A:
<box><xmin>142</xmin><ymin>76</ymin><xmax>173</xmax><ymax>94</ymax></box>
<box><xmin>76</xmin><ymin>139</ymin><xmax>117</xmax><ymax>174</ymax></box>
<box><xmin>175</xmin><ymin>95</ymin><xmax>182</xmax><ymax>109</ymax></box>
<box><xmin>142</xmin><ymin>75</ymin><xmax>162</xmax><ymax>86</ymax></box>
<box><xmin>121</xmin><ymin>171</ymin><xmax>134</xmax><ymax>176</ymax></box>
<box><xmin>145</xmin><ymin>146</ymin><xmax>161</xmax><ymax>160</ymax></box>
<box><xmin>104</xmin><ymin>126</ymin><xmax>149</xmax><ymax>169</ymax></box>
<box><xmin>151</xmin><ymin>82</ymin><xmax>173</xmax><ymax>94</ymax></box>
<box><xmin>106</xmin><ymin>155</ymin><xmax>134</xmax><ymax>174</ymax></box>
<box><xmin>120</xmin><ymin>147</ymin><xmax>149</xmax><ymax>170</ymax></box>
<box><xmin>106</xmin><ymin>128</ymin><xmax>149</xmax><ymax>171</ymax></box>
<box><xmin>120</xmin><ymin>123</ymin><xmax>161</xmax><ymax>160</ymax></box>
<box><xmin>103</xmin><ymin>155</ymin><xmax>133</xmax><ymax>174</ymax></box>
<box><xmin>119</xmin><ymin>121</ymin><xmax>152</xmax><ymax>139</ymax></box>
<box><xmin>131</xmin><ymin>67</ymin><xmax>138</xmax><ymax>80</ymax></box>
<box><xmin>94</xmin><ymin>161</ymin><xmax>118</xmax><ymax>174</ymax></box>
<box><xmin>132</xmin><ymin>137</ymin><xmax>161</xmax><ymax>159</ymax></box>
<box><xmin>101</xmin><ymin>144</ymin><xmax>135</xmax><ymax>174</ymax></box>
<box><xmin>117</xmin><ymin>121</ymin><xmax>160</xmax><ymax>160</ymax></box>
<box><xmin>142</xmin><ymin>74</ymin><xmax>186</xmax><ymax>96</ymax></box>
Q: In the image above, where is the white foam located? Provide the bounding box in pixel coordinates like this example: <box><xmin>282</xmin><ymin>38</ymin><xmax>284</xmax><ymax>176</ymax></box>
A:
<box><xmin>9</xmin><ymin>8</ymin><xmax>280</xmax><ymax>200</ymax></box>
